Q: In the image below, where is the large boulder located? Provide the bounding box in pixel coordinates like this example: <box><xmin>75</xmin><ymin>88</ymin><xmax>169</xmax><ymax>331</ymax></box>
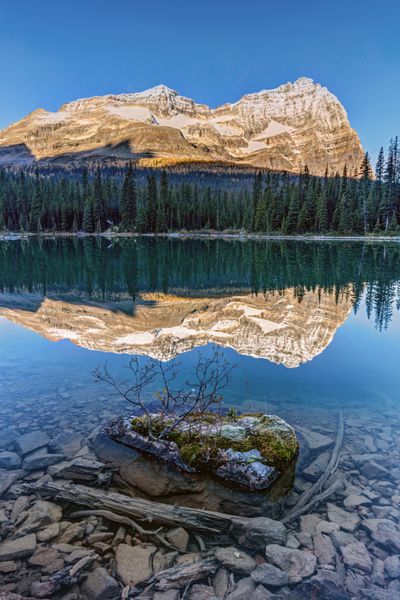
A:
<box><xmin>104</xmin><ymin>412</ymin><xmax>298</xmax><ymax>492</ymax></box>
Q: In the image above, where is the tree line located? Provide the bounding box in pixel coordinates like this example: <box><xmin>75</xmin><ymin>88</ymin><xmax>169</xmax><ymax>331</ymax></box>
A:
<box><xmin>0</xmin><ymin>138</ymin><xmax>399</xmax><ymax>235</ymax></box>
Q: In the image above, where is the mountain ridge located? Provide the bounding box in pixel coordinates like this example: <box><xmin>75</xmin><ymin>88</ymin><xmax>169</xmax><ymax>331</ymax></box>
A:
<box><xmin>0</xmin><ymin>77</ymin><xmax>364</xmax><ymax>175</ymax></box>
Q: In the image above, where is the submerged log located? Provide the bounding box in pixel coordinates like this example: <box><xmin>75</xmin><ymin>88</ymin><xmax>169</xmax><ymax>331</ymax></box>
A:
<box><xmin>23</xmin><ymin>480</ymin><xmax>286</xmax><ymax>549</ymax></box>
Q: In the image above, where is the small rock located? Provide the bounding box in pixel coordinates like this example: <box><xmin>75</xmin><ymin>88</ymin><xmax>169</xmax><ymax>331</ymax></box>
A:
<box><xmin>343</xmin><ymin>495</ymin><xmax>371</xmax><ymax>509</ymax></box>
<box><xmin>327</xmin><ymin>503</ymin><xmax>360</xmax><ymax>532</ymax></box>
<box><xmin>341</xmin><ymin>542</ymin><xmax>373</xmax><ymax>574</ymax></box>
<box><xmin>215</xmin><ymin>546</ymin><xmax>256</xmax><ymax>574</ymax></box>
<box><xmin>58</xmin><ymin>521</ymin><xmax>86</xmax><ymax>544</ymax></box>
<box><xmin>313</xmin><ymin>532</ymin><xmax>336</xmax><ymax>566</ymax></box>
<box><xmin>265</xmin><ymin>544</ymin><xmax>316</xmax><ymax>584</ymax></box>
<box><xmin>0</xmin><ymin>533</ymin><xmax>36</xmax><ymax>561</ymax></box>
<box><xmin>49</xmin><ymin>431</ymin><xmax>82</xmax><ymax>458</ymax></box>
<box><xmin>189</xmin><ymin>584</ymin><xmax>218</xmax><ymax>600</ymax></box>
<box><xmin>17</xmin><ymin>500</ymin><xmax>62</xmax><ymax>534</ymax></box>
<box><xmin>362</xmin><ymin>519</ymin><xmax>400</xmax><ymax>552</ymax></box>
<box><xmin>165</xmin><ymin>527</ymin><xmax>189</xmax><ymax>552</ymax></box>
<box><xmin>384</xmin><ymin>555</ymin><xmax>400</xmax><ymax>579</ymax></box>
<box><xmin>328</xmin><ymin>530</ymin><xmax>358</xmax><ymax>551</ymax></box>
<box><xmin>10</xmin><ymin>496</ymin><xmax>29</xmax><ymax>522</ymax></box>
<box><xmin>300</xmin><ymin>514</ymin><xmax>322</xmax><ymax>535</ymax></box>
<box><xmin>226</xmin><ymin>577</ymin><xmax>256</xmax><ymax>600</ymax></box>
<box><xmin>29</xmin><ymin>546</ymin><xmax>61</xmax><ymax>567</ymax></box>
<box><xmin>371</xmin><ymin>557</ymin><xmax>386</xmax><ymax>586</ymax></box>
<box><xmin>251</xmin><ymin>563</ymin><xmax>289</xmax><ymax>587</ymax></box>
<box><xmin>361</xmin><ymin>460</ymin><xmax>389</xmax><ymax>480</ymax></box>
<box><xmin>296</xmin><ymin>427</ymin><xmax>333</xmax><ymax>452</ymax></box>
<box><xmin>87</xmin><ymin>532</ymin><xmax>114</xmax><ymax>545</ymax></box>
<box><xmin>153</xmin><ymin>550</ymin><xmax>178</xmax><ymax>572</ymax></box>
<box><xmin>23</xmin><ymin>449</ymin><xmax>64</xmax><ymax>471</ymax></box>
<box><xmin>153</xmin><ymin>592</ymin><xmax>180</xmax><ymax>600</ymax></box>
<box><xmin>213</xmin><ymin>567</ymin><xmax>231</xmax><ymax>597</ymax></box>
<box><xmin>115</xmin><ymin>543</ymin><xmax>155</xmax><ymax>586</ymax></box>
<box><xmin>0</xmin><ymin>469</ymin><xmax>21</xmax><ymax>496</ymax></box>
<box><xmin>14</xmin><ymin>430</ymin><xmax>50</xmax><ymax>455</ymax></box>
<box><xmin>0</xmin><ymin>561</ymin><xmax>18</xmax><ymax>573</ymax></box>
<box><xmin>0</xmin><ymin>452</ymin><xmax>22</xmax><ymax>470</ymax></box>
<box><xmin>231</xmin><ymin>516</ymin><xmax>286</xmax><ymax>550</ymax></box>
<box><xmin>81</xmin><ymin>566</ymin><xmax>119</xmax><ymax>600</ymax></box>
<box><xmin>37</xmin><ymin>522</ymin><xmax>60</xmax><ymax>542</ymax></box>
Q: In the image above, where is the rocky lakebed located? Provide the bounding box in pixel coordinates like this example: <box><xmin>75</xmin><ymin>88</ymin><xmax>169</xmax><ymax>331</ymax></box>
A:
<box><xmin>0</xmin><ymin>381</ymin><xmax>400</xmax><ymax>600</ymax></box>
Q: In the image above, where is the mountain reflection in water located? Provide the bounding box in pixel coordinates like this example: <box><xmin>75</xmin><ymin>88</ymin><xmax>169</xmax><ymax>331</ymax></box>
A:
<box><xmin>0</xmin><ymin>237</ymin><xmax>399</xmax><ymax>367</ymax></box>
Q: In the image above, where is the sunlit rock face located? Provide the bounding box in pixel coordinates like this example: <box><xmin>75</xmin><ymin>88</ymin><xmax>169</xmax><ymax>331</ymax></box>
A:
<box><xmin>0</xmin><ymin>78</ymin><xmax>363</xmax><ymax>175</ymax></box>
<box><xmin>0</xmin><ymin>288</ymin><xmax>352</xmax><ymax>367</ymax></box>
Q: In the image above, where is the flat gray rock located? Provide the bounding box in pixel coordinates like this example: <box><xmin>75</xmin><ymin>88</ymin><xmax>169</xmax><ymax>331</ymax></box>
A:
<box><xmin>265</xmin><ymin>544</ymin><xmax>316</xmax><ymax>584</ymax></box>
<box><xmin>341</xmin><ymin>541</ymin><xmax>373</xmax><ymax>573</ymax></box>
<box><xmin>384</xmin><ymin>555</ymin><xmax>400</xmax><ymax>579</ymax></box>
<box><xmin>115</xmin><ymin>543</ymin><xmax>155</xmax><ymax>586</ymax></box>
<box><xmin>81</xmin><ymin>566</ymin><xmax>119</xmax><ymax>599</ymax></box>
<box><xmin>0</xmin><ymin>469</ymin><xmax>21</xmax><ymax>496</ymax></box>
<box><xmin>312</xmin><ymin>532</ymin><xmax>336</xmax><ymax>566</ymax></box>
<box><xmin>231</xmin><ymin>516</ymin><xmax>287</xmax><ymax>550</ymax></box>
<box><xmin>226</xmin><ymin>577</ymin><xmax>256</xmax><ymax>600</ymax></box>
<box><xmin>362</xmin><ymin>519</ymin><xmax>400</xmax><ymax>552</ymax></box>
<box><xmin>327</xmin><ymin>503</ymin><xmax>360</xmax><ymax>532</ymax></box>
<box><xmin>0</xmin><ymin>533</ymin><xmax>36</xmax><ymax>561</ymax></box>
<box><xmin>343</xmin><ymin>494</ymin><xmax>371</xmax><ymax>509</ymax></box>
<box><xmin>251</xmin><ymin>563</ymin><xmax>289</xmax><ymax>587</ymax></box>
<box><xmin>361</xmin><ymin>460</ymin><xmax>390</xmax><ymax>480</ymax></box>
<box><xmin>17</xmin><ymin>500</ymin><xmax>62</xmax><ymax>535</ymax></box>
<box><xmin>0</xmin><ymin>452</ymin><xmax>22</xmax><ymax>470</ymax></box>
<box><xmin>23</xmin><ymin>449</ymin><xmax>64</xmax><ymax>471</ymax></box>
<box><xmin>14</xmin><ymin>431</ymin><xmax>50</xmax><ymax>455</ymax></box>
<box><xmin>296</xmin><ymin>427</ymin><xmax>333</xmax><ymax>452</ymax></box>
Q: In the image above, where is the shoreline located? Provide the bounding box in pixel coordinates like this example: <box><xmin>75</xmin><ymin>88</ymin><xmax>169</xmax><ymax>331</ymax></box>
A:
<box><xmin>1</xmin><ymin>230</ymin><xmax>400</xmax><ymax>243</ymax></box>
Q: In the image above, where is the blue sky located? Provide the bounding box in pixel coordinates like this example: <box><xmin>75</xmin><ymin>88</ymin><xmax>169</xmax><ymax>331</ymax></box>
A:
<box><xmin>0</xmin><ymin>0</ymin><xmax>399</xmax><ymax>161</ymax></box>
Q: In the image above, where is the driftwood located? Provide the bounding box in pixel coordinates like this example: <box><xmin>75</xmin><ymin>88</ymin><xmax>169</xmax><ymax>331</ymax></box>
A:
<box><xmin>25</xmin><ymin>480</ymin><xmax>249</xmax><ymax>535</ymax></box>
<box><xmin>69</xmin><ymin>509</ymin><xmax>178</xmax><ymax>551</ymax></box>
<box><xmin>133</xmin><ymin>557</ymin><xmax>218</xmax><ymax>598</ymax></box>
<box><xmin>30</xmin><ymin>555</ymin><xmax>95</xmax><ymax>597</ymax></box>
<box><xmin>282</xmin><ymin>412</ymin><xmax>345</xmax><ymax>524</ymax></box>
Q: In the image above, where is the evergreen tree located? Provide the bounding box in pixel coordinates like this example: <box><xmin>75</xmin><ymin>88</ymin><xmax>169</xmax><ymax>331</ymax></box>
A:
<box><xmin>146</xmin><ymin>175</ymin><xmax>157</xmax><ymax>233</ymax></box>
<box><xmin>120</xmin><ymin>163</ymin><xmax>137</xmax><ymax>231</ymax></box>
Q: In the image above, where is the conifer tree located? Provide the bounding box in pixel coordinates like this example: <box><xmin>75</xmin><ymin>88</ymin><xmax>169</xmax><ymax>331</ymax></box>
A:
<box><xmin>120</xmin><ymin>163</ymin><xmax>137</xmax><ymax>231</ymax></box>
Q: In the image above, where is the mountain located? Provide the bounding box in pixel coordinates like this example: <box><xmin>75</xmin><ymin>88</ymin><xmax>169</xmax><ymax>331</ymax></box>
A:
<box><xmin>0</xmin><ymin>289</ymin><xmax>352</xmax><ymax>368</ymax></box>
<box><xmin>0</xmin><ymin>78</ymin><xmax>363</xmax><ymax>175</ymax></box>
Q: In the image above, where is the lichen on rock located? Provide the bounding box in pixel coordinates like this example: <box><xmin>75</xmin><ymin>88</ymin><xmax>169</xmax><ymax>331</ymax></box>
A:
<box><xmin>104</xmin><ymin>411</ymin><xmax>298</xmax><ymax>491</ymax></box>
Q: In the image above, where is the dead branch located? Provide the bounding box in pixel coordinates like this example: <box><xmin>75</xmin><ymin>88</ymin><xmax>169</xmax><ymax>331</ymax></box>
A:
<box><xmin>282</xmin><ymin>412</ymin><xmax>345</xmax><ymax>524</ymax></box>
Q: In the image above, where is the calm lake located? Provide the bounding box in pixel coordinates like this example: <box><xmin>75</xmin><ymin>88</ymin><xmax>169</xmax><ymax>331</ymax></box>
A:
<box><xmin>0</xmin><ymin>237</ymin><xmax>399</xmax><ymax>424</ymax></box>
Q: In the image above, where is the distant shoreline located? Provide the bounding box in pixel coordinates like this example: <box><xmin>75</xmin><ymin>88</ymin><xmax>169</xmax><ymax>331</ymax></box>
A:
<box><xmin>0</xmin><ymin>231</ymin><xmax>400</xmax><ymax>243</ymax></box>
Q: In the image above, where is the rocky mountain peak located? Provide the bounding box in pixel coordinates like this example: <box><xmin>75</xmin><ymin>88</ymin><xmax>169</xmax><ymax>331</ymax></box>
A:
<box><xmin>0</xmin><ymin>78</ymin><xmax>364</xmax><ymax>175</ymax></box>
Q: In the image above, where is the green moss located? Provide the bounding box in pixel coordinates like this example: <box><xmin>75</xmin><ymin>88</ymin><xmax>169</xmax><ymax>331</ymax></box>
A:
<box><xmin>129</xmin><ymin>411</ymin><xmax>298</xmax><ymax>471</ymax></box>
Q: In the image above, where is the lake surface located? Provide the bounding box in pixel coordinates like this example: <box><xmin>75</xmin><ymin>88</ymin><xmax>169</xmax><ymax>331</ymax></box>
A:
<box><xmin>0</xmin><ymin>237</ymin><xmax>399</xmax><ymax>423</ymax></box>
